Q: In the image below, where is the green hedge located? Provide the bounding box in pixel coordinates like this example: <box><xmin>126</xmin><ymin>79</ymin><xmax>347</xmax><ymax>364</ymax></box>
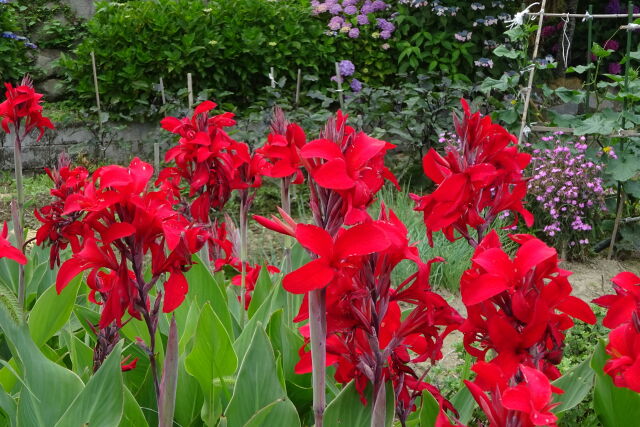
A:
<box><xmin>0</xmin><ymin>2</ymin><xmax>30</xmax><ymax>82</ymax></box>
<box><xmin>60</xmin><ymin>0</ymin><xmax>354</xmax><ymax>116</ymax></box>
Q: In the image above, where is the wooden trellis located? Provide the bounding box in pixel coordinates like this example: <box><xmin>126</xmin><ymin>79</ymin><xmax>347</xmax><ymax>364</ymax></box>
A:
<box><xmin>514</xmin><ymin>2</ymin><xmax>640</xmax><ymax>258</ymax></box>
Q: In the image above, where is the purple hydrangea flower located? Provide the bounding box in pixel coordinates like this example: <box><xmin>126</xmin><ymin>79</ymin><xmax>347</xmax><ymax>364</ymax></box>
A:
<box><xmin>376</xmin><ymin>18</ymin><xmax>395</xmax><ymax>32</ymax></box>
<box><xmin>339</xmin><ymin>59</ymin><xmax>355</xmax><ymax>76</ymax></box>
<box><xmin>380</xmin><ymin>30</ymin><xmax>392</xmax><ymax>39</ymax></box>
<box><xmin>328</xmin><ymin>16</ymin><xmax>344</xmax><ymax>30</ymax></box>
<box><xmin>348</xmin><ymin>28</ymin><xmax>360</xmax><ymax>38</ymax></box>
<box><xmin>344</xmin><ymin>5</ymin><xmax>358</xmax><ymax>15</ymax></box>
<box><xmin>357</xmin><ymin>14</ymin><xmax>369</xmax><ymax>25</ymax></box>
<box><xmin>329</xmin><ymin>3</ymin><xmax>342</xmax><ymax>14</ymax></box>
<box><xmin>350</xmin><ymin>78</ymin><xmax>362</xmax><ymax>92</ymax></box>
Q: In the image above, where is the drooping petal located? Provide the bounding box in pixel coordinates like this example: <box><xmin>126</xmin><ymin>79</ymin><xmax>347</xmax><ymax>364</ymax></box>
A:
<box><xmin>282</xmin><ymin>259</ymin><xmax>334</xmax><ymax>294</ymax></box>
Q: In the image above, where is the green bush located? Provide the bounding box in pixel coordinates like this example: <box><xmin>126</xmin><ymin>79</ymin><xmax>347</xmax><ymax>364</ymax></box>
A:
<box><xmin>0</xmin><ymin>2</ymin><xmax>30</xmax><ymax>81</ymax></box>
<box><xmin>60</xmin><ymin>0</ymin><xmax>346</xmax><ymax>118</ymax></box>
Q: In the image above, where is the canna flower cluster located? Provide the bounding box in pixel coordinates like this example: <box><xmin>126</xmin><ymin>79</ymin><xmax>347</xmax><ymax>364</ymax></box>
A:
<box><xmin>526</xmin><ymin>133</ymin><xmax>606</xmax><ymax>258</ymax></box>
<box><xmin>257</xmin><ymin>112</ymin><xmax>459</xmax><ymax>423</ymax></box>
<box><xmin>0</xmin><ymin>78</ymin><xmax>54</xmax><ymax>142</ymax></box>
<box><xmin>594</xmin><ymin>272</ymin><xmax>640</xmax><ymax>393</ymax></box>
<box><xmin>414</xmin><ymin>100</ymin><xmax>597</xmax><ymax>425</ymax></box>
<box><xmin>37</xmin><ymin>158</ymin><xmax>207</xmax><ymax>326</ymax></box>
<box><xmin>160</xmin><ymin>101</ymin><xmax>275</xmax><ymax>310</ymax></box>
<box><xmin>412</xmin><ymin>99</ymin><xmax>533</xmax><ymax>247</ymax></box>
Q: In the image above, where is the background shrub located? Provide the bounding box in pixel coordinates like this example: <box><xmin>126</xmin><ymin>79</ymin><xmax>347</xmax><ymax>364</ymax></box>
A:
<box><xmin>0</xmin><ymin>1</ymin><xmax>30</xmax><ymax>81</ymax></box>
<box><xmin>60</xmin><ymin>0</ymin><xmax>349</xmax><ymax>118</ymax></box>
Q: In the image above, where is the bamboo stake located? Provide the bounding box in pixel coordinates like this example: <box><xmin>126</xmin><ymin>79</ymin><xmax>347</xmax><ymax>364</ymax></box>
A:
<box><xmin>585</xmin><ymin>4</ymin><xmax>593</xmax><ymax>112</ymax></box>
<box><xmin>187</xmin><ymin>73</ymin><xmax>193</xmax><ymax>109</ymax></box>
<box><xmin>526</xmin><ymin>12</ymin><xmax>640</xmax><ymax>18</ymax></box>
<box><xmin>517</xmin><ymin>0</ymin><xmax>547</xmax><ymax>145</ymax></box>
<box><xmin>334</xmin><ymin>62</ymin><xmax>344</xmax><ymax>110</ymax></box>
<box><xmin>270</xmin><ymin>67</ymin><xmax>276</xmax><ymax>88</ymax></box>
<box><xmin>154</xmin><ymin>143</ymin><xmax>160</xmax><ymax>177</ymax></box>
<box><xmin>90</xmin><ymin>51</ymin><xmax>102</xmax><ymax>131</ymax></box>
<box><xmin>159</xmin><ymin>77</ymin><xmax>166</xmax><ymax>105</ymax></box>
<box><xmin>295</xmin><ymin>68</ymin><xmax>302</xmax><ymax>107</ymax></box>
<box><xmin>608</xmin><ymin>189</ymin><xmax>626</xmax><ymax>259</ymax></box>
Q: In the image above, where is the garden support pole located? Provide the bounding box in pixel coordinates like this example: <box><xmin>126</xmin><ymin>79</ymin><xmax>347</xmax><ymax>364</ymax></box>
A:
<box><xmin>187</xmin><ymin>73</ymin><xmax>193</xmax><ymax>109</ymax></box>
<box><xmin>585</xmin><ymin>5</ymin><xmax>593</xmax><ymax>113</ymax></box>
<box><xmin>608</xmin><ymin>189</ymin><xmax>626</xmax><ymax>259</ymax></box>
<box><xmin>90</xmin><ymin>51</ymin><xmax>102</xmax><ymax>131</ymax></box>
<box><xmin>295</xmin><ymin>68</ymin><xmax>302</xmax><ymax>107</ymax></box>
<box><xmin>159</xmin><ymin>77</ymin><xmax>166</xmax><ymax>105</ymax></box>
<box><xmin>335</xmin><ymin>62</ymin><xmax>344</xmax><ymax>111</ymax></box>
<box><xmin>517</xmin><ymin>0</ymin><xmax>547</xmax><ymax>145</ymax></box>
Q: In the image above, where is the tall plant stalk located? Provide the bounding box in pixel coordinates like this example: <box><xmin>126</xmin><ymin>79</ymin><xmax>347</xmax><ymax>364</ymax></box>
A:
<box><xmin>10</xmin><ymin>125</ymin><xmax>26</xmax><ymax>308</ymax></box>
<box><xmin>239</xmin><ymin>191</ymin><xmax>249</xmax><ymax>326</ymax></box>
<box><xmin>308</xmin><ymin>287</ymin><xmax>327</xmax><ymax>427</ymax></box>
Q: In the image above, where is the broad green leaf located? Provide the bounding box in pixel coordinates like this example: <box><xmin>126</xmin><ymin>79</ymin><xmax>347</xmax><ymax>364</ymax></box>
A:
<box><xmin>324</xmin><ymin>380</ymin><xmax>395</xmax><ymax>427</ymax></box>
<box><xmin>607</xmin><ymin>156</ymin><xmax>640</xmax><ymax>182</ymax></box>
<box><xmin>28</xmin><ymin>275</ymin><xmax>82</xmax><ymax>347</ymax></box>
<box><xmin>266</xmin><ymin>310</ymin><xmax>305</xmax><ymax>385</ymax></box>
<box><xmin>591</xmin><ymin>340</ymin><xmax>640</xmax><ymax>427</ymax></box>
<box><xmin>68</xmin><ymin>332</ymin><xmax>94</xmax><ymax>381</ymax></box>
<box><xmin>554</xmin><ymin>87</ymin><xmax>586</xmax><ymax>104</ymax></box>
<box><xmin>185</xmin><ymin>303</ymin><xmax>237</xmax><ymax>425</ymax></box>
<box><xmin>573</xmin><ymin>113</ymin><xmax>619</xmax><ymax>136</ymax></box>
<box><xmin>225</xmin><ymin>327</ymin><xmax>300</xmax><ymax>427</ymax></box>
<box><xmin>122</xmin><ymin>386</ymin><xmax>149</xmax><ymax>427</ymax></box>
<box><xmin>552</xmin><ymin>357</ymin><xmax>594</xmax><ymax>412</ymax></box>
<box><xmin>247</xmin><ymin>267</ymin><xmax>273</xmax><ymax>319</ymax></box>
<box><xmin>0</xmin><ymin>384</ymin><xmax>15</xmax><ymax>427</ymax></box>
<box><xmin>185</xmin><ymin>256</ymin><xmax>233</xmax><ymax>337</ymax></box>
<box><xmin>0</xmin><ymin>287</ymin><xmax>85</xmax><ymax>426</ymax></box>
<box><xmin>419</xmin><ymin>389</ymin><xmax>440</xmax><ymax>427</ymax></box>
<box><xmin>493</xmin><ymin>45</ymin><xmax>520</xmax><ymax>59</ymax></box>
<box><xmin>55</xmin><ymin>342</ymin><xmax>125</xmax><ymax>427</ymax></box>
<box><xmin>592</xmin><ymin>43</ymin><xmax>613</xmax><ymax>59</ymax></box>
<box><xmin>243</xmin><ymin>398</ymin><xmax>299</xmax><ymax>427</ymax></box>
<box><xmin>567</xmin><ymin>64</ymin><xmax>595</xmax><ymax>74</ymax></box>
<box><xmin>451</xmin><ymin>386</ymin><xmax>475</xmax><ymax>425</ymax></box>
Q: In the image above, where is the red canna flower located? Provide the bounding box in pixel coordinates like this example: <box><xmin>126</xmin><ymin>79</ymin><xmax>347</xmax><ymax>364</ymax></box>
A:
<box><xmin>0</xmin><ymin>222</ymin><xmax>27</xmax><ymax>265</ymax></box>
<box><xmin>259</xmin><ymin>121</ymin><xmax>307</xmax><ymax>184</ymax></box>
<box><xmin>459</xmin><ymin>231</ymin><xmax>595</xmax><ymax>380</ymax></box>
<box><xmin>231</xmin><ymin>263</ymin><xmax>281</xmax><ymax>309</ymax></box>
<box><xmin>0</xmin><ymin>79</ymin><xmax>54</xmax><ymax>141</ymax></box>
<box><xmin>282</xmin><ymin>221</ymin><xmax>389</xmax><ymax>293</ymax></box>
<box><xmin>594</xmin><ymin>272</ymin><xmax>640</xmax><ymax>392</ymax></box>
<box><xmin>593</xmin><ymin>272</ymin><xmax>640</xmax><ymax>329</ymax></box>
<box><xmin>502</xmin><ymin>365</ymin><xmax>563</xmax><ymax>426</ymax></box>
<box><xmin>412</xmin><ymin>99</ymin><xmax>532</xmax><ymax>246</ymax></box>
<box><xmin>601</xmin><ymin>323</ymin><xmax>640</xmax><ymax>392</ymax></box>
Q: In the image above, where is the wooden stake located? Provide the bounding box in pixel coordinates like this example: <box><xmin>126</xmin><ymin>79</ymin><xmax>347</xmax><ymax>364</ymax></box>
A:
<box><xmin>159</xmin><ymin>77</ymin><xmax>166</xmax><ymax>105</ymax></box>
<box><xmin>154</xmin><ymin>142</ymin><xmax>160</xmax><ymax>177</ymax></box>
<box><xmin>334</xmin><ymin>62</ymin><xmax>344</xmax><ymax>110</ymax></box>
<box><xmin>295</xmin><ymin>68</ymin><xmax>302</xmax><ymax>107</ymax></box>
<box><xmin>608</xmin><ymin>189</ymin><xmax>626</xmax><ymax>259</ymax></box>
<box><xmin>90</xmin><ymin>51</ymin><xmax>101</xmax><ymax>114</ymax></box>
<box><xmin>517</xmin><ymin>0</ymin><xmax>547</xmax><ymax>145</ymax></box>
<box><xmin>270</xmin><ymin>67</ymin><xmax>276</xmax><ymax>88</ymax></box>
<box><xmin>187</xmin><ymin>73</ymin><xmax>193</xmax><ymax>109</ymax></box>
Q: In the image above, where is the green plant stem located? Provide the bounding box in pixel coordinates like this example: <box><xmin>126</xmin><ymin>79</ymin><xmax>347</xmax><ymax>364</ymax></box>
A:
<box><xmin>239</xmin><ymin>192</ymin><xmax>249</xmax><ymax>327</ymax></box>
<box><xmin>10</xmin><ymin>127</ymin><xmax>25</xmax><ymax>309</ymax></box>
<box><xmin>309</xmin><ymin>288</ymin><xmax>327</xmax><ymax>427</ymax></box>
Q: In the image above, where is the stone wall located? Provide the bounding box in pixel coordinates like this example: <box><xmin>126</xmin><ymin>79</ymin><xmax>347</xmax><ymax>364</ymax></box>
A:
<box><xmin>0</xmin><ymin>123</ymin><xmax>164</xmax><ymax>171</ymax></box>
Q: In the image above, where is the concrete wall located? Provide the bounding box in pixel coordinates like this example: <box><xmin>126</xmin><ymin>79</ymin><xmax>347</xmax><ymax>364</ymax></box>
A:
<box><xmin>0</xmin><ymin>123</ymin><xmax>165</xmax><ymax>170</ymax></box>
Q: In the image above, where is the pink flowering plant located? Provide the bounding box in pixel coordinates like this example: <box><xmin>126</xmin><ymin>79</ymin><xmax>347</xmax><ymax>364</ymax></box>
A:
<box><xmin>526</xmin><ymin>132</ymin><xmax>607</xmax><ymax>259</ymax></box>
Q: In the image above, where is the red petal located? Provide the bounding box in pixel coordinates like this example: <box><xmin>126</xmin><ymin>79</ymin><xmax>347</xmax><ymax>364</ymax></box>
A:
<box><xmin>313</xmin><ymin>159</ymin><xmax>355</xmax><ymax>190</ymax></box>
<box><xmin>333</xmin><ymin>222</ymin><xmax>389</xmax><ymax>259</ymax></box>
<box><xmin>163</xmin><ymin>272</ymin><xmax>188</xmax><ymax>313</ymax></box>
<box><xmin>57</xmin><ymin>258</ymin><xmax>84</xmax><ymax>293</ymax></box>
<box><xmin>101</xmin><ymin>222</ymin><xmax>136</xmax><ymax>244</ymax></box>
<box><xmin>194</xmin><ymin>101</ymin><xmax>217</xmax><ymax>116</ymax></box>
<box><xmin>282</xmin><ymin>259</ymin><xmax>334</xmax><ymax>294</ymax></box>
<box><xmin>556</xmin><ymin>296</ymin><xmax>596</xmax><ymax>324</ymax></box>
<box><xmin>502</xmin><ymin>385</ymin><xmax>532</xmax><ymax>412</ymax></box>
<box><xmin>461</xmin><ymin>273</ymin><xmax>509</xmax><ymax>306</ymax></box>
<box><xmin>514</xmin><ymin>238</ymin><xmax>556</xmax><ymax>273</ymax></box>
<box><xmin>295</xmin><ymin>224</ymin><xmax>334</xmax><ymax>258</ymax></box>
<box><xmin>300</xmin><ymin>139</ymin><xmax>343</xmax><ymax>160</ymax></box>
